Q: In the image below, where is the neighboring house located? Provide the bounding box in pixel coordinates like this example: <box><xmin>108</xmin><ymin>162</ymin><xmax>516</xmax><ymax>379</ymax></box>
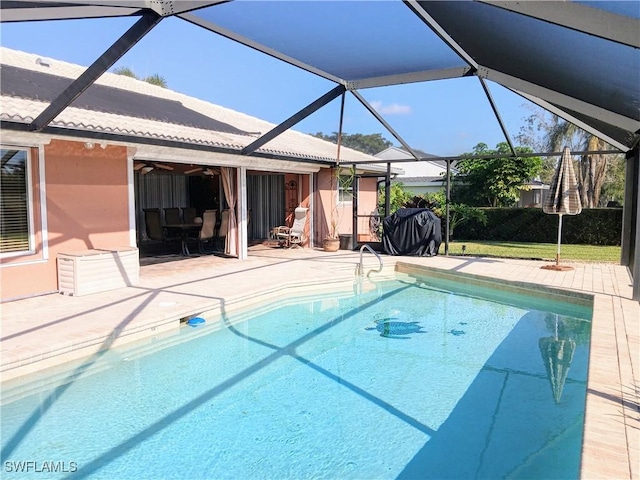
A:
<box><xmin>376</xmin><ymin>146</ymin><xmax>549</xmax><ymax>206</ymax></box>
<box><xmin>375</xmin><ymin>146</ymin><xmax>454</xmax><ymax>195</ymax></box>
<box><xmin>0</xmin><ymin>47</ymin><xmax>386</xmax><ymax>301</ymax></box>
<box><xmin>517</xmin><ymin>180</ymin><xmax>550</xmax><ymax>208</ymax></box>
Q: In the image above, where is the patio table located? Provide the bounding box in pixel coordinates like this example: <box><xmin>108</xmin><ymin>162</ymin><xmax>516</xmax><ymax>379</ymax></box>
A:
<box><xmin>164</xmin><ymin>223</ymin><xmax>202</xmax><ymax>256</ymax></box>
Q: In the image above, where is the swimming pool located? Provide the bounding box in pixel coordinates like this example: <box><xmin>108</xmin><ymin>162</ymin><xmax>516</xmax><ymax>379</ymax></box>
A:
<box><xmin>1</xmin><ymin>273</ymin><xmax>592</xmax><ymax>479</ymax></box>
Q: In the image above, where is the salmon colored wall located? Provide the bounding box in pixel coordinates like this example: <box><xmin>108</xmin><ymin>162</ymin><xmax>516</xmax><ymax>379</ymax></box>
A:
<box><xmin>356</xmin><ymin>178</ymin><xmax>379</xmax><ymax>239</ymax></box>
<box><xmin>1</xmin><ymin>140</ymin><xmax>131</xmax><ymax>300</ymax></box>
<box><xmin>314</xmin><ymin>169</ymin><xmax>379</xmax><ymax>242</ymax></box>
<box><xmin>315</xmin><ymin>169</ymin><xmax>334</xmax><ymax>241</ymax></box>
<box><xmin>297</xmin><ymin>173</ymin><xmax>310</xmax><ymax>208</ymax></box>
<box><xmin>316</xmin><ymin>168</ymin><xmax>352</xmax><ymax>240</ymax></box>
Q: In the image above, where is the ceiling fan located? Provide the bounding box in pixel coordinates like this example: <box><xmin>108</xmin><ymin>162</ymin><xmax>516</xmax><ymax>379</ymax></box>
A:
<box><xmin>134</xmin><ymin>162</ymin><xmax>174</xmax><ymax>174</ymax></box>
<box><xmin>184</xmin><ymin>166</ymin><xmax>219</xmax><ymax>176</ymax></box>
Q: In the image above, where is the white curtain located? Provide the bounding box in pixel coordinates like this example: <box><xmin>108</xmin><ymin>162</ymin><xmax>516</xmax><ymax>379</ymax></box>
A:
<box><xmin>221</xmin><ymin>167</ymin><xmax>237</xmax><ymax>256</ymax></box>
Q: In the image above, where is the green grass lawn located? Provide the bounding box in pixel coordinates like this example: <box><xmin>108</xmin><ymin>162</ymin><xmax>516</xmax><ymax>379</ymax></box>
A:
<box><xmin>445</xmin><ymin>241</ymin><xmax>621</xmax><ymax>263</ymax></box>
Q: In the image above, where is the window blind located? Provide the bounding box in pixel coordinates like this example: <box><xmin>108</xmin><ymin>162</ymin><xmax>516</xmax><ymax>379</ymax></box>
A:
<box><xmin>1</xmin><ymin>148</ymin><xmax>30</xmax><ymax>253</ymax></box>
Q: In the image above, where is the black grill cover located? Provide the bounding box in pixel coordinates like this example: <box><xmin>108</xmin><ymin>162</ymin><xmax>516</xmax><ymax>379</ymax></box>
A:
<box><xmin>383</xmin><ymin>208</ymin><xmax>442</xmax><ymax>256</ymax></box>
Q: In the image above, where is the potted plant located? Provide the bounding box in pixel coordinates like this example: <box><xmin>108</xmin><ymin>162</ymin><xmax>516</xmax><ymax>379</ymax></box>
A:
<box><xmin>322</xmin><ymin>222</ymin><xmax>340</xmax><ymax>252</ymax></box>
<box><xmin>322</xmin><ymin>166</ymin><xmax>355</xmax><ymax>252</ymax></box>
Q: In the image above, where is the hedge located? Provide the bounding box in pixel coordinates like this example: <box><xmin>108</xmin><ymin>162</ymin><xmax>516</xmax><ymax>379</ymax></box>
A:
<box><xmin>453</xmin><ymin>208</ymin><xmax>623</xmax><ymax>246</ymax></box>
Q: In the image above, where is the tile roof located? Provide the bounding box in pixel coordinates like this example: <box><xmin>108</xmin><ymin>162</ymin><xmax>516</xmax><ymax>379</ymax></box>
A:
<box><xmin>375</xmin><ymin>146</ymin><xmax>458</xmax><ymax>175</ymax></box>
<box><xmin>395</xmin><ymin>176</ymin><xmax>446</xmax><ymax>184</ymax></box>
<box><xmin>2</xmin><ymin>64</ymin><xmax>251</xmax><ymax>135</ymax></box>
<box><xmin>0</xmin><ymin>47</ymin><xmax>378</xmax><ymax>164</ymax></box>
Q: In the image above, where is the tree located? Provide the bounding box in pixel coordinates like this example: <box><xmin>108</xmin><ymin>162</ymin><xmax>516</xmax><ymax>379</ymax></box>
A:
<box><xmin>406</xmin><ymin>190</ymin><xmax>486</xmax><ymax>239</ymax></box>
<box><xmin>377</xmin><ymin>182</ymin><xmax>414</xmax><ymax>215</ymax></box>
<box><xmin>599</xmin><ymin>155</ymin><xmax>626</xmax><ymax>206</ymax></box>
<box><xmin>516</xmin><ymin>111</ymin><xmax>558</xmax><ymax>185</ymax></box>
<box><xmin>453</xmin><ymin>142</ymin><xmax>542</xmax><ymax>207</ymax></box>
<box><xmin>544</xmin><ymin>118</ymin><xmax>611</xmax><ymax>208</ymax></box>
<box><xmin>518</xmin><ymin>108</ymin><xmax>623</xmax><ymax>208</ymax></box>
<box><xmin>112</xmin><ymin>66</ymin><xmax>137</xmax><ymax>78</ymax></box>
<box><xmin>312</xmin><ymin>132</ymin><xmax>393</xmax><ymax>156</ymax></box>
<box><xmin>112</xmin><ymin>67</ymin><xmax>168</xmax><ymax>88</ymax></box>
<box><xmin>143</xmin><ymin>73</ymin><xmax>168</xmax><ymax>88</ymax></box>
<box><xmin>382</xmin><ymin>188</ymin><xmax>486</xmax><ymax>240</ymax></box>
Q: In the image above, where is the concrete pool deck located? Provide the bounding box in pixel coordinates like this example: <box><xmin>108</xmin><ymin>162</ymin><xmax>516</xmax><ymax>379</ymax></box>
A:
<box><xmin>1</xmin><ymin>247</ymin><xmax>638</xmax><ymax>479</ymax></box>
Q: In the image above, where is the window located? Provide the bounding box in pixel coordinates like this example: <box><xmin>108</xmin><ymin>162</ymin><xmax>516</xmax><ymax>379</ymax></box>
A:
<box><xmin>1</xmin><ymin>147</ymin><xmax>32</xmax><ymax>255</ymax></box>
<box><xmin>338</xmin><ymin>174</ymin><xmax>354</xmax><ymax>203</ymax></box>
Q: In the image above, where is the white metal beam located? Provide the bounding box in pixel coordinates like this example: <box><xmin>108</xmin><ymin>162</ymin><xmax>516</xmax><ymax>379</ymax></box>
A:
<box><xmin>6</xmin><ymin>0</ymin><xmax>150</xmax><ymax>6</ymax></box>
<box><xmin>0</xmin><ymin>0</ymin><xmax>223</xmax><ymax>22</ymax></box>
<box><xmin>162</xmin><ymin>1</ymin><xmax>227</xmax><ymax>16</ymax></box>
<box><xmin>0</xmin><ymin>5</ymin><xmax>141</xmax><ymax>22</ymax></box>
<box><xmin>346</xmin><ymin>67</ymin><xmax>472</xmax><ymax>90</ymax></box>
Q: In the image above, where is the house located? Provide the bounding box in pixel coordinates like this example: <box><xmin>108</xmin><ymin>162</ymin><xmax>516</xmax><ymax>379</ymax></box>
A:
<box><xmin>517</xmin><ymin>180</ymin><xmax>550</xmax><ymax>208</ymax></box>
<box><xmin>375</xmin><ymin>146</ymin><xmax>453</xmax><ymax>195</ymax></box>
<box><xmin>377</xmin><ymin>146</ymin><xmax>549</xmax><ymax>207</ymax></box>
<box><xmin>0</xmin><ymin>47</ymin><xmax>386</xmax><ymax>301</ymax></box>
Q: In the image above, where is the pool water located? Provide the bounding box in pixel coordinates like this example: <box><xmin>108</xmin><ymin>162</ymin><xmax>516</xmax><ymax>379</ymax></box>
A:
<box><xmin>1</xmin><ymin>275</ymin><xmax>592</xmax><ymax>479</ymax></box>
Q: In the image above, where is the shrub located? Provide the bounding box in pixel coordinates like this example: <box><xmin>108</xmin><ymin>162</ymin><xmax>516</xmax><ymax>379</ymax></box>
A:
<box><xmin>453</xmin><ymin>208</ymin><xmax>622</xmax><ymax>245</ymax></box>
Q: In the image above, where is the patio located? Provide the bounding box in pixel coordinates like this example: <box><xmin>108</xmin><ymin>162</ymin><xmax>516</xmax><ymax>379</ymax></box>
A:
<box><xmin>1</xmin><ymin>247</ymin><xmax>638</xmax><ymax>479</ymax></box>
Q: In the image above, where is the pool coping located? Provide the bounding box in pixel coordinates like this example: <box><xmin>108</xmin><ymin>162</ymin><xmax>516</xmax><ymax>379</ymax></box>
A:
<box><xmin>396</xmin><ymin>262</ymin><xmax>594</xmax><ymax>307</ymax></box>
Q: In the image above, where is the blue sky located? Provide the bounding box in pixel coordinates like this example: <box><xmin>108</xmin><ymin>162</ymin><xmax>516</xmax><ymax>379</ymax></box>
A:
<box><xmin>1</xmin><ymin>12</ymin><xmax>540</xmax><ymax>157</ymax></box>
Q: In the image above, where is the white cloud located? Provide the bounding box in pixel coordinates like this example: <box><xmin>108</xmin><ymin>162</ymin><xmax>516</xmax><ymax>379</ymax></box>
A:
<box><xmin>370</xmin><ymin>100</ymin><xmax>412</xmax><ymax>115</ymax></box>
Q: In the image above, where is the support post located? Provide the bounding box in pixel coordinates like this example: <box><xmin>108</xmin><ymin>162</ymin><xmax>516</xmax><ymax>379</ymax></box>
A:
<box><xmin>237</xmin><ymin>167</ymin><xmax>248</xmax><ymax>260</ymax></box>
<box><xmin>385</xmin><ymin>163</ymin><xmax>391</xmax><ymax>218</ymax></box>
<box><xmin>445</xmin><ymin>159</ymin><xmax>451</xmax><ymax>255</ymax></box>
<box><xmin>352</xmin><ymin>171</ymin><xmax>358</xmax><ymax>250</ymax></box>
<box><xmin>621</xmin><ymin>147</ymin><xmax>639</xmax><ymax>301</ymax></box>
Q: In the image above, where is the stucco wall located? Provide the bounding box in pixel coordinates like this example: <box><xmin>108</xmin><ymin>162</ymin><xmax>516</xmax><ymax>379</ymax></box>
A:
<box><xmin>315</xmin><ymin>168</ymin><xmax>336</xmax><ymax>241</ymax></box>
<box><xmin>314</xmin><ymin>169</ymin><xmax>379</xmax><ymax>242</ymax></box>
<box><xmin>1</xmin><ymin>140</ymin><xmax>132</xmax><ymax>300</ymax></box>
<box><xmin>356</xmin><ymin>178</ymin><xmax>379</xmax><ymax>240</ymax></box>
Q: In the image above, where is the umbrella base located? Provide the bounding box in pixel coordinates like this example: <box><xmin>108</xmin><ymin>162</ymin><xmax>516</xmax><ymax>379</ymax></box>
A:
<box><xmin>541</xmin><ymin>264</ymin><xmax>574</xmax><ymax>271</ymax></box>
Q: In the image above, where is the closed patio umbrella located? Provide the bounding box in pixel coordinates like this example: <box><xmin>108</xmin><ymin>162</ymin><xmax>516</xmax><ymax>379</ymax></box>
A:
<box><xmin>539</xmin><ymin>315</ymin><xmax>576</xmax><ymax>403</ymax></box>
<box><xmin>542</xmin><ymin>146</ymin><xmax>582</xmax><ymax>271</ymax></box>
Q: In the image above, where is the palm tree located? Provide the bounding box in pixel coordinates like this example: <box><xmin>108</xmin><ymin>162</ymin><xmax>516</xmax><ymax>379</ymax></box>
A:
<box><xmin>545</xmin><ymin>117</ymin><xmax>610</xmax><ymax>208</ymax></box>
<box><xmin>143</xmin><ymin>73</ymin><xmax>168</xmax><ymax>88</ymax></box>
<box><xmin>112</xmin><ymin>66</ymin><xmax>138</xmax><ymax>79</ymax></box>
<box><xmin>112</xmin><ymin>67</ymin><xmax>168</xmax><ymax>88</ymax></box>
